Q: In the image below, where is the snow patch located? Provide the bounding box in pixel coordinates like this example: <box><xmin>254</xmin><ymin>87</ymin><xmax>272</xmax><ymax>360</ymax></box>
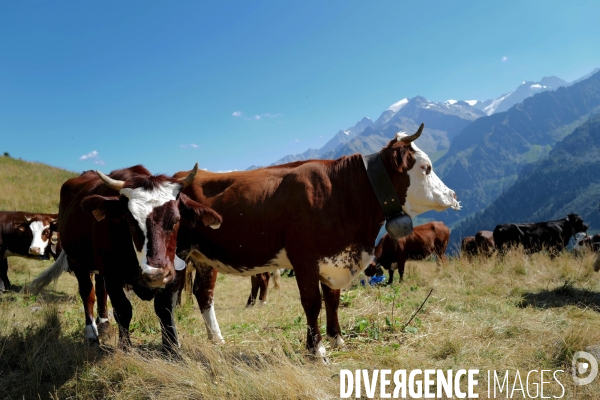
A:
<box><xmin>465</xmin><ymin>100</ymin><xmax>478</xmax><ymax>106</ymax></box>
<box><xmin>483</xmin><ymin>92</ymin><xmax>513</xmax><ymax>116</ymax></box>
<box><xmin>387</xmin><ymin>98</ymin><xmax>409</xmax><ymax>113</ymax></box>
<box><xmin>530</xmin><ymin>84</ymin><xmax>546</xmax><ymax>89</ymax></box>
<box><xmin>445</xmin><ymin>99</ymin><xmax>457</xmax><ymax>105</ymax></box>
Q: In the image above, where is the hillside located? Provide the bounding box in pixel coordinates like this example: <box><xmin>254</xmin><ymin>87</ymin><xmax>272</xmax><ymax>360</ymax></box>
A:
<box><xmin>0</xmin><ymin>155</ymin><xmax>76</xmax><ymax>213</ymax></box>
<box><xmin>450</xmin><ymin>112</ymin><xmax>600</xmax><ymax>250</ymax></box>
<box><xmin>431</xmin><ymin>69</ymin><xmax>600</xmax><ymax>226</ymax></box>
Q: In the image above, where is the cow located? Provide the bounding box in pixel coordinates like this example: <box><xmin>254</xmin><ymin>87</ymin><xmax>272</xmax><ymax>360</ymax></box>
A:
<box><xmin>29</xmin><ymin>165</ymin><xmax>222</xmax><ymax>353</ymax></box>
<box><xmin>475</xmin><ymin>230</ymin><xmax>495</xmax><ymax>256</ymax></box>
<box><xmin>0</xmin><ymin>211</ymin><xmax>58</xmax><ymax>292</ymax></box>
<box><xmin>174</xmin><ymin>123</ymin><xmax>460</xmax><ymax>360</ymax></box>
<box><xmin>574</xmin><ymin>232</ymin><xmax>600</xmax><ymax>253</ymax></box>
<box><xmin>461</xmin><ymin>236</ymin><xmax>477</xmax><ymax>259</ymax></box>
<box><xmin>246</xmin><ymin>270</ymin><xmax>281</xmax><ymax>307</ymax></box>
<box><xmin>493</xmin><ymin>214</ymin><xmax>589</xmax><ymax>257</ymax></box>
<box><xmin>363</xmin><ymin>221</ymin><xmax>450</xmax><ymax>285</ymax></box>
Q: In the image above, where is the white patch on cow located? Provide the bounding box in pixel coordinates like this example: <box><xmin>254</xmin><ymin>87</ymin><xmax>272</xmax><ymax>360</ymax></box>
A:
<box><xmin>396</xmin><ymin>133</ymin><xmax>461</xmax><ymax>217</ymax></box>
<box><xmin>120</xmin><ymin>182</ymin><xmax>181</xmax><ymax>277</ymax></box>
<box><xmin>318</xmin><ymin>249</ymin><xmax>373</xmax><ymax>290</ymax></box>
<box><xmin>189</xmin><ymin>248</ymin><xmax>293</xmax><ymax>276</ymax></box>
<box><xmin>328</xmin><ymin>334</ymin><xmax>345</xmax><ymax>348</ymax></box>
<box><xmin>201</xmin><ymin>304</ymin><xmax>224</xmax><ymax>344</ymax></box>
<box><xmin>315</xmin><ymin>341</ymin><xmax>327</xmax><ymax>358</ymax></box>
<box><xmin>84</xmin><ymin>321</ymin><xmax>99</xmax><ymax>340</ymax></box>
<box><xmin>390</xmin><ymin>262</ymin><xmax>398</xmax><ymax>271</ymax></box>
<box><xmin>174</xmin><ymin>254</ymin><xmax>186</xmax><ymax>271</ymax></box>
<box><xmin>97</xmin><ymin>317</ymin><xmax>109</xmax><ymax>324</ymax></box>
<box><xmin>28</xmin><ymin>221</ymin><xmax>49</xmax><ymax>255</ymax></box>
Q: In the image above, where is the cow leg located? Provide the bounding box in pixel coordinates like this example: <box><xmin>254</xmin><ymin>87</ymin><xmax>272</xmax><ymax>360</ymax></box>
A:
<box><xmin>321</xmin><ymin>282</ymin><xmax>344</xmax><ymax>348</ymax></box>
<box><xmin>105</xmin><ymin>280</ymin><xmax>133</xmax><ymax>349</ymax></box>
<box><xmin>192</xmin><ymin>265</ymin><xmax>224</xmax><ymax>344</ymax></box>
<box><xmin>294</xmin><ymin>268</ymin><xmax>326</xmax><ymax>360</ymax></box>
<box><xmin>0</xmin><ymin>258</ymin><xmax>10</xmax><ymax>292</ymax></box>
<box><xmin>246</xmin><ymin>274</ymin><xmax>260</xmax><ymax>307</ymax></box>
<box><xmin>94</xmin><ymin>274</ymin><xmax>110</xmax><ymax>334</ymax></box>
<box><xmin>154</xmin><ymin>269</ymin><xmax>185</xmax><ymax>354</ymax></box>
<box><xmin>386</xmin><ymin>269</ymin><xmax>395</xmax><ymax>285</ymax></box>
<box><xmin>73</xmin><ymin>269</ymin><xmax>99</xmax><ymax>343</ymax></box>
<box><xmin>398</xmin><ymin>260</ymin><xmax>406</xmax><ymax>281</ymax></box>
<box><xmin>258</xmin><ymin>272</ymin><xmax>270</xmax><ymax>304</ymax></box>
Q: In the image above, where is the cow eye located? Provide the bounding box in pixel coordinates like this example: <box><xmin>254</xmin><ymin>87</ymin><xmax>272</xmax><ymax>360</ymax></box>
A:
<box><xmin>421</xmin><ymin>165</ymin><xmax>431</xmax><ymax>175</ymax></box>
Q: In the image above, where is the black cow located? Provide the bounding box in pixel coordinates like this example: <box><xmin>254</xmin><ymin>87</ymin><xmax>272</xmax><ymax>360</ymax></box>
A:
<box><xmin>493</xmin><ymin>213</ymin><xmax>589</xmax><ymax>256</ymax></box>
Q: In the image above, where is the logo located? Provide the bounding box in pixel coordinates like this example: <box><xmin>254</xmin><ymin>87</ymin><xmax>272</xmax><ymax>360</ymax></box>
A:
<box><xmin>572</xmin><ymin>351</ymin><xmax>598</xmax><ymax>386</ymax></box>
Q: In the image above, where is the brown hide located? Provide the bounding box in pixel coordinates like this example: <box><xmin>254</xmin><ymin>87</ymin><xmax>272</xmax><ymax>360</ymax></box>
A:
<box><xmin>461</xmin><ymin>236</ymin><xmax>477</xmax><ymax>258</ymax></box>
<box><xmin>475</xmin><ymin>230</ymin><xmax>495</xmax><ymax>256</ymax></box>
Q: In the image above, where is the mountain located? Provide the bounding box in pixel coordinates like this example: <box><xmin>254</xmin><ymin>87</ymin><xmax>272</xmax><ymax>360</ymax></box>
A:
<box><xmin>266</xmin><ymin>75</ymin><xmax>572</xmax><ymax>170</ymax></box>
<box><xmin>449</xmin><ymin>112</ymin><xmax>600</xmax><ymax>251</ymax></box>
<box><xmin>431</xmin><ymin>69</ymin><xmax>600</xmax><ymax>227</ymax></box>
<box><xmin>473</xmin><ymin>76</ymin><xmax>568</xmax><ymax>115</ymax></box>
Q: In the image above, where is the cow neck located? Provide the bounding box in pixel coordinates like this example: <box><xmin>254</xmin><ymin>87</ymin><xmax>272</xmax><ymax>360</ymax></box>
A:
<box><xmin>337</xmin><ymin>154</ymin><xmax>386</xmax><ymax>225</ymax></box>
<box><xmin>361</xmin><ymin>152</ymin><xmax>405</xmax><ymax>219</ymax></box>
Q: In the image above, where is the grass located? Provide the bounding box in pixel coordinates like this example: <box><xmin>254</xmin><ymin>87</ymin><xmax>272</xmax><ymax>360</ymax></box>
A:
<box><xmin>3</xmin><ymin>158</ymin><xmax>600</xmax><ymax>398</ymax></box>
<box><xmin>3</xmin><ymin>249</ymin><xmax>600</xmax><ymax>398</ymax></box>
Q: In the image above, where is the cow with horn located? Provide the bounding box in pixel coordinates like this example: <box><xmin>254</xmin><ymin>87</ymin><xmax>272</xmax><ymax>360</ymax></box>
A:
<box><xmin>174</xmin><ymin>123</ymin><xmax>461</xmax><ymax>361</ymax></box>
<box><xmin>29</xmin><ymin>164</ymin><xmax>222</xmax><ymax>352</ymax></box>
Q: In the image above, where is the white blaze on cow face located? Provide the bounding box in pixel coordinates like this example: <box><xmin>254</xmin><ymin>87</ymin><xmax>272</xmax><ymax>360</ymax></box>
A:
<box><xmin>28</xmin><ymin>221</ymin><xmax>49</xmax><ymax>256</ymax></box>
<box><xmin>398</xmin><ymin>133</ymin><xmax>461</xmax><ymax>217</ymax></box>
<box><xmin>120</xmin><ymin>182</ymin><xmax>181</xmax><ymax>281</ymax></box>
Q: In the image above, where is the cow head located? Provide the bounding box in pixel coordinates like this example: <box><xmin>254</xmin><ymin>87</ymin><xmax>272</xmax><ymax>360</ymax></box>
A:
<box><xmin>567</xmin><ymin>213</ymin><xmax>589</xmax><ymax>235</ymax></box>
<box><xmin>81</xmin><ymin>164</ymin><xmax>222</xmax><ymax>288</ymax></box>
<box><xmin>14</xmin><ymin>215</ymin><xmax>58</xmax><ymax>256</ymax></box>
<box><xmin>380</xmin><ymin>123</ymin><xmax>460</xmax><ymax>218</ymax></box>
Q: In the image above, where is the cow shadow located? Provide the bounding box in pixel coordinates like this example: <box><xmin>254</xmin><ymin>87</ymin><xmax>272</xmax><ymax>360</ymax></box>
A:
<box><xmin>0</xmin><ymin>308</ymin><xmax>106</xmax><ymax>398</ymax></box>
<box><xmin>518</xmin><ymin>285</ymin><xmax>600</xmax><ymax>312</ymax></box>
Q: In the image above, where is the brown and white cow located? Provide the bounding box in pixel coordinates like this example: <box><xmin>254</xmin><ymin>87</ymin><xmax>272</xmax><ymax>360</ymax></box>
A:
<box><xmin>364</xmin><ymin>221</ymin><xmax>450</xmax><ymax>284</ymax></box>
<box><xmin>174</xmin><ymin>124</ymin><xmax>460</xmax><ymax>360</ymax></box>
<box><xmin>29</xmin><ymin>165</ymin><xmax>221</xmax><ymax>352</ymax></box>
<box><xmin>574</xmin><ymin>232</ymin><xmax>600</xmax><ymax>253</ymax></box>
<box><xmin>0</xmin><ymin>211</ymin><xmax>58</xmax><ymax>292</ymax></box>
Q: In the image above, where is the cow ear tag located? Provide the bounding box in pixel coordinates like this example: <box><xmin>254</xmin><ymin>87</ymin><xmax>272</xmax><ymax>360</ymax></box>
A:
<box><xmin>385</xmin><ymin>213</ymin><xmax>413</xmax><ymax>240</ymax></box>
<box><xmin>92</xmin><ymin>209</ymin><xmax>106</xmax><ymax>221</ymax></box>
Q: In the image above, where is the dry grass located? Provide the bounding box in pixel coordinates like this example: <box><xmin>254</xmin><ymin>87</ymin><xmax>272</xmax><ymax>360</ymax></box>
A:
<box><xmin>3</xmin><ymin>159</ymin><xmax>600</xmax><ymax>398</ymax></box>
<box><xmin>3</xmin><ymin>249</ymin><xmax>600</xmax><ymax>398</ymax></box>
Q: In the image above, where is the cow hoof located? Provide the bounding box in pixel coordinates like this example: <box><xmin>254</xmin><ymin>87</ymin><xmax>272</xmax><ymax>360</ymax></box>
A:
<box><xmin>327</xmin><ymin>335</ymin><xmax>345</xmax><ymax>349</ymax></box>
<box><xmin>259</xmin><ymin>301</ymin><xmax>267</xmax><ymax>306</ymax></box>
<box><xmin>212</xmin><ymin>338</ymin><xmax>225</xmax><ymax>345</ymax></box>
<box><xmin>245</xmin><ymin>303</ymin><xmax>254</xmax><ymax>308</ymax></box>
<box><xmin>96</xmin><ymin>320</ymin><xmax>110</xmax><ymax>335</ymax></box>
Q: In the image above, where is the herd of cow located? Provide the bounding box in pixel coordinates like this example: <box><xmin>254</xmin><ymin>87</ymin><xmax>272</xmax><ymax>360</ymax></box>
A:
<box><xmin>1</xmin><ymin>123</ymin><xmax>598</xmax><ymax>362</ymax></box>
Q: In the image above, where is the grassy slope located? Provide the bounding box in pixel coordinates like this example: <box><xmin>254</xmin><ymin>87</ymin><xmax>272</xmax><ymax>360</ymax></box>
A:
<box><xmin>0</xmin><ymin>156</ymin><xmax>77</xmax><ymax>213</ymax></box>
<box><xmin>2</xmin><ymin>158</ymin><xmax>600</xmax><ymax>398</ymax></box>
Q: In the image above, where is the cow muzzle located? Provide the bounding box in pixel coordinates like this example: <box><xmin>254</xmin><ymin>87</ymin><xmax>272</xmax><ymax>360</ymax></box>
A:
<box><xmin>29</xmin><ymin>246</ymin><xmax>44</xmax><ymax>256</ymax></box>
<box><xmin>140</xmin><ymin>265</ymin><xmax>174</xmax><ymax>287</ymax></box>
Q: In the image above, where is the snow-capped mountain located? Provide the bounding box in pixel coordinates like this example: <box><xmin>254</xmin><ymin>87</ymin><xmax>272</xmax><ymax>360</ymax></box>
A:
<box><xmin>472</xmin><ymin>76</ymin><xmax>568</xmax><ymax>115</ymax></box>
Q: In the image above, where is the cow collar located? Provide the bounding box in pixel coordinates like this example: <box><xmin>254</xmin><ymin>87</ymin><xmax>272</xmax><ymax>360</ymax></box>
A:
<box><xmin>362</xmin><ymin>153</ymin><xmax>413</xmax><ymax>239</ymax></box>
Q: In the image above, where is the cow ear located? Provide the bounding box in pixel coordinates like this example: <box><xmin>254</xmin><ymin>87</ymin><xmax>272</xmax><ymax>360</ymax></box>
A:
<box><xmin>81</xmin><ymin>195</ymin><xmax>123</xmax><ymax>221</ymax></box>
<box><xmin>178</xmin><ymin>193</ymin><xmax>222</xmax><ymax>229</ymax></box>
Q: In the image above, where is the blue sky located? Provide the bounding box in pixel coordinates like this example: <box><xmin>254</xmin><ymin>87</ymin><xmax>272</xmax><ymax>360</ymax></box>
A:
<box><xmin>1</xmin><ymin>1</ymin><xmax>599</xmax><ymax>174</ymax></box>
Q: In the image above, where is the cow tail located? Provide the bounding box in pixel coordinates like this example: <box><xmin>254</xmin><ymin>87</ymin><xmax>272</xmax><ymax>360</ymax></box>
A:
<box><xmin>272</xmin><ymin>269</ymin><xmax>281</xmax><ymax>290</ymax></box>
<box><xmin>594</xmin><ymin>252</ymin><xmax>600</xmax><ymax>273</ymax></box>
<box><xmin>28</xmin><ymin>251</ymin><xmax>69</xmax><ymax>295</ymax></box>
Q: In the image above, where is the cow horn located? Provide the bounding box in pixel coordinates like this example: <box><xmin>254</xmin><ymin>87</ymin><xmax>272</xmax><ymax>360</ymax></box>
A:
<box><xmin>399</xmin><ymin>123</ymin><xmax>424</xmax><ymax>144</ymax></box>
<box><xmin>179</xmin><ymin>163</ymin><xmax>198</xmax><ymax>188</ymax></box>
<box><xmin>24</xmin><ymin>215</ymin><xmax>31</xmax><ymax>222</ymax></box>
<box><xmin>96</xmin><ymin>170</ymin><xmax>125</xmax><ymax>191</ymax></box>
